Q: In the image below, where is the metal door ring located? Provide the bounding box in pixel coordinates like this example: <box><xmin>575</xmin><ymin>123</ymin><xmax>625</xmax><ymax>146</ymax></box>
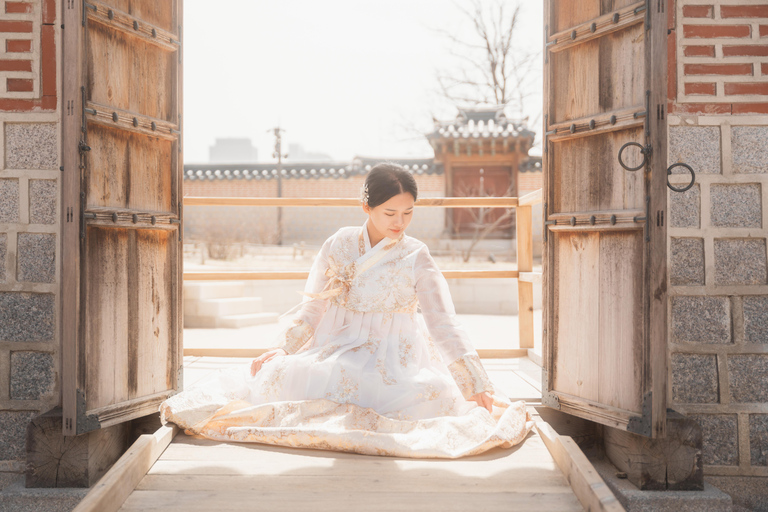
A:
<box><xmin>618</xmin><ymin>142</ymin><xmax>648</xmax><ymax>172</ymax></box>
<box><xmin>667</xmin><ymin>163</ymin><xmax>695</xmax><ymax>193</ymax></box>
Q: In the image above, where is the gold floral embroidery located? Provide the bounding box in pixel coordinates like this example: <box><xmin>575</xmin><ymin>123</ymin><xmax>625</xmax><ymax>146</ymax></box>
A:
<box><xmin>398</xmin><ymin>333</ymin><xmax>415</xmax><ymax>368</ymax></box>
<box><xmin>261</xmin><ymin>359</ymin><xmax>287</xmax><ymax>398</ymax></box>
<box><xmin>448</xmin><ymin>355</ymin><xmax>494</xmax><ymax>400</ymax></box>
<box><xmin>315</xmin><ymin>343</ymin><xmax>341</xmax><ymax>361</ymax></box>
<box><xmin>351</xmin><ymin>334</ymin><xmax>380</xmax><ymax>354</ymax></box>
<box><xmin>358</xmin><ymin>229</ymin><xmax>366</xmax><ymax>256</ymax></box>
<box><xmin>426</xmin><ymin>336</ymin><xmax>442</xmax><ymax>362</ymax></box>
<box><xmin>280</xmin><ymin>319</ymin><xmax>314</xmax><ymax>354</ymax></box>
<box><xmin>325</xmin><ymin>367</ymin><xmax>359</xmax><ymax>403</ymax></box>
<box><xmin>416</xmin><ymin>384</ymin><xmax>440</xmax><ymax>401</ymax></box>
<box><xmin>376</xmin><ymin>358</ymin><xmax>397</xmax><ymax>385</ymax></box>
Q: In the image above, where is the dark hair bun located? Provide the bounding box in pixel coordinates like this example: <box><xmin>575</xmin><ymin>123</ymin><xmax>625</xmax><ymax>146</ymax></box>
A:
<box><xmin>364</xmin><ymin>162</ymin><xmax>418</xmax><ymax>208</ymax></box>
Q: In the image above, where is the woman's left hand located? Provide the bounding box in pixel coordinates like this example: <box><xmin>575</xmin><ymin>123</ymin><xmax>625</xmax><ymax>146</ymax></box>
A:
<box><xmin>469</xmin><ymin>391</ymin><xmax>493</xmax><ymax>413</ymax></box>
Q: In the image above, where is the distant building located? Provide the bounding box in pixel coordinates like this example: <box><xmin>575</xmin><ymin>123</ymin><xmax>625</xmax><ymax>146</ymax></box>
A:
<box><xmin>185</xmin><ymin>106</ymin><xmax>542</xmax><ymax>248</ymax></box>
<box><xmin>209</xmin><ymin>138</ymin><xmax>259</xmax><ymax>163</ymax></box>
<box><xmin>288</xmin><ymin>143</ymin><xmax>333</xmax><ymax>162</ymax></box>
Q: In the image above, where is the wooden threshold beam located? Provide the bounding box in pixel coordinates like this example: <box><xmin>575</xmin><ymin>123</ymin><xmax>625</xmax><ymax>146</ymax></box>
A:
<box><xmin>73</xmin><ymin>425</ymin><xmax>179</xmax><ymax>512</ymax></box>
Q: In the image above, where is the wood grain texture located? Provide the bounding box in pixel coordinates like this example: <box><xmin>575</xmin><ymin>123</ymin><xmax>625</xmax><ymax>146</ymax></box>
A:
<box><xmin>516</xmin><ymin>206</ymin><xmax>534</xmax><ymax>349</ymax></box>
<box><xmin>552</xmin><ymin>128</ymin><xmax>644</xmax><ymax>214</ymax></box>
<box><xmin>87</xmin><ymin>21</ymin><xmax>175</xmax><ymax>121</ymax></box>
<box><xmin>598</xmin><ymin>232</ymin><xmax>643</xmax><ymax>413</ymax></box>
<box><xmin>543</xmin><ymin>0</ymin><xmax>666</xmax><ymax>437</ymax></box>
<box><xmin>535</xmin><ymin>420</ymin><xmax>624</xmax><ymax>512</ymax></box>
<box><xmin>87</xmin><ymin>124</ymin><xmax>173</xmax><ymax>212</ymax></box>
<box><xmin>603</xmin><ymin>411</ymin><xmax>703</xmax><ymax>490</ymax></box>
<box><xmin>74</xmin><ymin>425</ymin><xmax>179</xmax><ymax>512</ymax></box>
<box><xmin>553</xmin><ymin>231</ymin><xmax>600</xmax><ymax>401</ymax></box>
<box><xmin>64</xmin><ymin>0</ymin><xmax>182</xmax><ymax>434</ymax></box>
<box><xmin>111</xmin><ymin>426</ymin><xmax>586</xmax><ymax>512</ymax></box>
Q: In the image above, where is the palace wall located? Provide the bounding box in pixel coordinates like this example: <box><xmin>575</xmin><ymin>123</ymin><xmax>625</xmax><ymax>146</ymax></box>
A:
<box><xmin>666</xmin><ymin>1</ymin><xmax>768</xmax><ymax>508</ymax></box>
<box><xmin>0</xmin><ymin>0</ymin><xmax>61</xmax><ymax>488</ymax></box>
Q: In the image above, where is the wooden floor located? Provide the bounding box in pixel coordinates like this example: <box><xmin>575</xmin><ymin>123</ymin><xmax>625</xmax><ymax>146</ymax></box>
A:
<box><xmin>114</xmin><ymin>356</ymin><xmax>583</xmax><ymax>512</ymax></box>
<box><xmin>118</xmin><ymin>425</ymin><xmax>582</xmax><ymax>512</ymax></box>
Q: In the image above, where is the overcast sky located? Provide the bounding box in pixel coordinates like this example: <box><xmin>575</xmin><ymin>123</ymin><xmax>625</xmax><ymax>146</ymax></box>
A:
<box><xmin>183</xmin><ymin>0</ymin><xmax>543</xmax><ymax>163</ymax></box>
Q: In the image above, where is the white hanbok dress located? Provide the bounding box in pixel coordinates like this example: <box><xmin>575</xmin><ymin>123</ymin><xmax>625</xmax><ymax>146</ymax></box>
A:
<box><xmin>159</xmin><ymin>220</ymin><xmax>533</xmax><ymax>458</ymax></box>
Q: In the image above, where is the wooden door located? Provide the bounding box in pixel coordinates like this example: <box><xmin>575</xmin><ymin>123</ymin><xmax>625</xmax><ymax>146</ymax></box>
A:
<box><xmin>62</xmin><ymin>0</ymin><xmax>183</xmax><ymax>435</ymax></box>
<box><xmin>542</xmin><ymin>0</ymin><xmax>667</xmax><ymax>437</ymax></box>
<box><xmin>452</xmin><ymin>166</ymin><xmax>515</xmax><ymax>236</ymax></box>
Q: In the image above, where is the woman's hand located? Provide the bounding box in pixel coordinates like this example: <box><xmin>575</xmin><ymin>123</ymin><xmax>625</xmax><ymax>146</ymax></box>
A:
<box><xmin>250</xmin><ymin>348</ymin><xmax>287</xmax><ymax>376</ymax></box>
<box><xmin>469</xmin><ymin>391</ymin><xmax>493</xmax><ymax>413</ymax></box>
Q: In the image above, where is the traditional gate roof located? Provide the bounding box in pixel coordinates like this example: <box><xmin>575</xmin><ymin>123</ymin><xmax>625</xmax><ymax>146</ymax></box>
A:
<box><xmin>184</xmin><ymin>157</ymin><xmax>444</xmax><ymax>181</ymax></box>
<box><xmin>427</xmin><ymin>106</ymin><xmax>535</xmax><ymax>141</ymax></box>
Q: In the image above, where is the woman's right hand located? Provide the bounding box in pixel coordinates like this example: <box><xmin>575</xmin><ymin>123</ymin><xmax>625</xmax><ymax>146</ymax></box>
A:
<box><xmin>250</xmin><ymin>348</ymin><xmax>287</xmax><ymax>376</ymax></box>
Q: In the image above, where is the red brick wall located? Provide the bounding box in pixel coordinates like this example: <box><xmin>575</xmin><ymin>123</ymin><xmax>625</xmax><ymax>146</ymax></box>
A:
<box><xmin>0</xmin><ymin>0</ymin><xmax>56</xmax><ymax>112</ymax></box>
<box><xmin>669</xmin><ymin>0</ymin><xmax>768</xmax><ymax>114</ymax></box>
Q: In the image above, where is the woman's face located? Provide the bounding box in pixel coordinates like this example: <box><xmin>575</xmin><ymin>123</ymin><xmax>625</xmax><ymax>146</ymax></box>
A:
<box><xmin>363</xmin><ymin>191</ymin><xmax>415</xmax><ymax>242</ymax></box>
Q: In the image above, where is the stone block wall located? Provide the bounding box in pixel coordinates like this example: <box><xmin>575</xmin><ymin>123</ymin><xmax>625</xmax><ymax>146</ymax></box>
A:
<box><xmin>667</xmin><ymin>2</ymin><xmax>768</xmax><ymax>507</ymax></box>
<box><xmin>0</xmin><ymin>0</ymin><xmax>60</xmax><ymax>482</ymax></box>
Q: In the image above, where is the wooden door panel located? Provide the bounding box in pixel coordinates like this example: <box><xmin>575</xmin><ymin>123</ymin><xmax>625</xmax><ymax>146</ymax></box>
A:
<box><xmin>551</xmin><ymin>24</ymin><xmax>645</xmax><ymax>123</ymax></box>
<box><xmin>552</xmin><ymin>127</ymin><xmax>644</xmax><ymax>213</ymax></box>
<box><xmin>551</xmin><ymin>1</ymin><xmax>601</xmax><ymax>33</ymax></box>
<box><xmin>543</xmin><ymin>0</ymin><xmax>667</xmax><ymax>438</ymax></box>
<box><xmin>107</xmin><ymin>0</ymin><xmax>175</xmax><ymax>32</ymax></box>
<box><xmin>597</xmin><ymin>231</ymin><xmax>643</xmax><ymax>412</ymax></box>
<box><xmin>87</xmin><ymin>22</ymin><xmax>175</xmax><ymax>122</ymax></box>
<box><xmin>62</xmin><ymin>0</ymin><xmax>182</xmax><ymax>434</ymax></box>
<box><xmin>87</xmin><ymin>124</ymin><xmax>174</xmax><ymax>212</ymax></box>
<box><xmin>84</xmin><ymin>227</ymin><xmax>176</xmax><ymax>410</ymax></box>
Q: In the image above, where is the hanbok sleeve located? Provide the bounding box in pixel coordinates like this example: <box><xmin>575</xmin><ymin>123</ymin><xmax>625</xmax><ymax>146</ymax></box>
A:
<box><xmin>277</xmin><ymin>235</ymin><xmax>332</xmax><ymax>354</ymax></box>
<box><xmin>413</xmin><ymin>245</ymin><xmax>494</xmax><ymax>400</ymax></box>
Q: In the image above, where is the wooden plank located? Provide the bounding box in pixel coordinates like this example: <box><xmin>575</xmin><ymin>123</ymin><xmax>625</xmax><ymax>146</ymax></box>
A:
<box><xmin>182</xmin><ymin>197</ymin><xmax>520</xmax><ymax>208</ymax></box>
<box><xmin>647</xmin><ymin>0</ymin><xmax>669</xmax><ymax>440</ymax></box>
<box><xmin>135</xmin><ymin>473</ymin><xmax>572</xmax><ymax>493</ymax></box>
<box><xmin>73</xmin><ymin>424</ymin><xmax>179</xmax><ymax>512</ymax></box>
<box><xmin>518</xmin><ymin>272</ymin><xmax>541</xmax><ymax>284</ymax></box>
<box><xmin>553</xmin><ymin>232</ymin><xmax>600</xmax><ymax>401</ymax></box>
<box><xmin>119</xmin><ymin>490</ymin><xmax>583</xmax><ymax>512</ymax></box>
<box><xmin>182</xmin><ymin>270</ymin><xmax>520</xmax><ymax>281</ymax></box>
<box><xmin>61</xmin><ymin>0</ymin><xmax>85</xmax><ymax>438</ymax></box>
<box><xmin>516</xmin><ymin>205</ymin><xmax>534</xmax><ymax>349</ymax></box>
<box><xmin>518</xmin><ymin>189</ymin><xmax>542</xmax><ymax>206</ymax></box>
<box><xmin>598</xmin><ymin>232</ymin><xmax>643</xmax><ymax>413</ymax></box>
<box><xmin>547</xmin><ymin>2</ymin><xmax>645</xmax><ymax>53</ymax></box>
<box><xmin>536</xmin><ymin>421</ymin><xmax>624</xmax><ymax>512</ymax></box>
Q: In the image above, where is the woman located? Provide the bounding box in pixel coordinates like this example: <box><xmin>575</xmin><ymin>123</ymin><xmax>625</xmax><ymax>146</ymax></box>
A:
<box><xmin>160</xmin><ymin>162</ymin><xmax>533</xmax><ymax>458</ymax></box>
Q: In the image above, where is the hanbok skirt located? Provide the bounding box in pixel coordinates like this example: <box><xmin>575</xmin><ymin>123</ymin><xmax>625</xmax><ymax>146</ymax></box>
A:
<box><xmin>159</xmin><ymin>304</ymin><xmax>534</xmax><ymax>458</ymax></box>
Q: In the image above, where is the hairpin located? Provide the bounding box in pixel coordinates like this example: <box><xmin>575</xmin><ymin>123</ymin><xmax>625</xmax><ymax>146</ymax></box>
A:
<box><xmin>361</xmin><ymin>183</ymin><xmax>369</xmax><ymax>205</ymax></box>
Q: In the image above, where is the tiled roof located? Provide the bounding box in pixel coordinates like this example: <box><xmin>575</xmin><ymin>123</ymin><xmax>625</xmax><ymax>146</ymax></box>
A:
<box><xmin>520</xmin><ymin>156</ymin><xmax>542</xmax><ymax>173</ymax></box>
<box><xmin>184</xmin><ymin>157</ymin><xmax>444</xmax><ymax>181</ymax></box>
<box><xmin>427</xmin><ymin>106</ymin><xmax>535</xmax><ymax>140</ymax></box>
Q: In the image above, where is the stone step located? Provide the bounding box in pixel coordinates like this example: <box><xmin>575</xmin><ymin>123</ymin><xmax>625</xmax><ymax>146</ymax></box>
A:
<box><xmin>184</xmin><ymin>281</ymin><xmax>245</xmax><ymax>300</ymax></box>
<box><xmin>184</xmin><ymin>297</ymin><xmax>264</xmax><ymax>317</ymax></box>
<box><xmin>185</xmin><ymin>312</ymin><xmax>280</xmax><ymax>329</ymax></box>
<box><xmin>0</xmin><ymin>477</ymin><xmax>88</xmax><ymax>512</ymax></box>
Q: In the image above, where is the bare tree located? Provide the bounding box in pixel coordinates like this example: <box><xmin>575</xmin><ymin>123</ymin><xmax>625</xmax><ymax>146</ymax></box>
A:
<box><xmin>452</xmin><ymin>181</ymin><xmax>516</xmax><ymax>262</ymax></box>
<box><xmin>434</xmin><ymin>0</ymin><xmax>540</xmax><ymax>122</ymax></box>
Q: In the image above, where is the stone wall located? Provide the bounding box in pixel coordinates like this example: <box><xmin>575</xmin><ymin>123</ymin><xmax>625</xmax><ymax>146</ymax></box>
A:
<box><xmin>0</xmin><ymin>0</ymin><xmax>60</xmax><ymax>486</ymax></box>
<box><xmin>667</xmin><ymin>1</ymin><xmax>768</xmax><ymax>506</ymax></box>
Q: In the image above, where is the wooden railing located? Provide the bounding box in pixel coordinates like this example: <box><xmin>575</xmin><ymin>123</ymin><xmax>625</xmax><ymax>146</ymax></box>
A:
<box><xmin>183</xmin><ymin>189</ymin><xmax>542</xmax><ymax>350</ymax></box>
